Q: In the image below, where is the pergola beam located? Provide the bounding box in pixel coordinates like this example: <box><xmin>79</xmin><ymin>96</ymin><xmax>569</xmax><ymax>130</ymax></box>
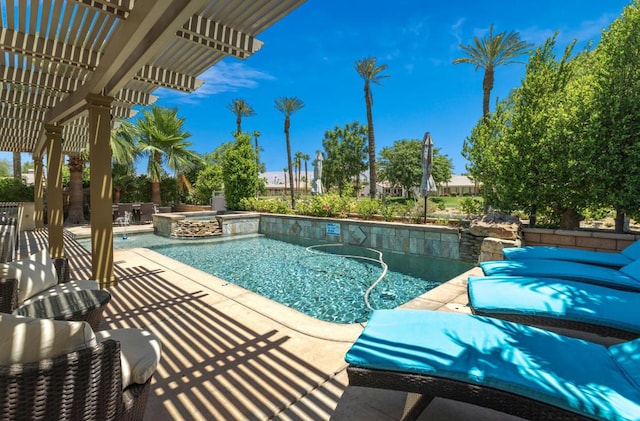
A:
<box><xmin>0</xmin><ymin>29</ymin><xmax>100</xmax><ymax>70</ymax></box>
<box><xmin>133</xmin><ymin>65</ymin><xmax>204</xmax><ymax>92</ymax></box>
<box><xmin>0</xmin><ymin>66</ymin><xmax>82</xmax><ymax>94</ymax></box>
<box><xmin>177</xmin><ymin>15</ymin><xmax>264</xmax><ymax>59</ymax></box>
<box><xmin>74</xmin><ymin>0</ymin><xmax>133</xmax><ymax>19</ymax></box>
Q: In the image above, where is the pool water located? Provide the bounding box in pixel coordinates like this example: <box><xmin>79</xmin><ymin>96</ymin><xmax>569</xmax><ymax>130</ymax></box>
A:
<box><xmin>78</xmin><ymin>234</ymin><xmax>472</xmax><ymax>323</ymax></box>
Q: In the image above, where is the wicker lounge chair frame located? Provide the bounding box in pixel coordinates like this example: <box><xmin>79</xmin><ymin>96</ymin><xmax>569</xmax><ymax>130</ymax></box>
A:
<box><xmin>469</xmin><ymin>305</ymin><xmax>640</xmax><ymax>341</ymax></box>
<box><xmin>0</xmin><ymin>339</ymin><xmax>152</xmax><ymax>421</ymax></box>
<box><xmin>347</xmin><ymin>366</ymin><xmax>593</xmax><ymax>421</ymax></box>
<box><xmin>0</xmin><ymin>258</ymin><xmax>108</xmax><ymax>330</ymax></box>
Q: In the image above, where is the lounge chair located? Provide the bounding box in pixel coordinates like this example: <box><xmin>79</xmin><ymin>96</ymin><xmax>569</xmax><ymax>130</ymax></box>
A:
<box><xmin>138</xmin><ymin>202</ymin><xmax>157</xmax><ymax>224</ymax></box>
<box><xmin>467</xmin><ymin>275</ymin><xmax>640</xmax><ymax>340</ymax></box>
<box><xmin>0</xmin><ymin>313</ymin><xmax>161</xmax><ymax>420</ymax></box>
<box><xmin>503</xmin><ymin>240</ymin><xmax>640</xmax><ymax>268</ymax></box>
<box><xmin>479</xmin><ymin>258</ymin><xmax>640</xmax><ymax>291</ymax></box>
<box><xmin>345</xmin><ymin>309</ymin><xmax>640</xmax><ymax>421</ymax></box>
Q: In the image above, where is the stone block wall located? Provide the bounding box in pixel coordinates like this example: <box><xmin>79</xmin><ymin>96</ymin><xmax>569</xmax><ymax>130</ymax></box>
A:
<box><xmin>522</xmin><ymin>228</ymin><xmax>640</xmax><ymax>252</ymax></box>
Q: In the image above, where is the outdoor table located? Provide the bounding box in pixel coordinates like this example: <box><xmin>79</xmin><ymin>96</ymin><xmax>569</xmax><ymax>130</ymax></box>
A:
<box><xmin>14</xmin><ymin>289</ymin><xmax>112</xmax><ymax>330</ymax></box>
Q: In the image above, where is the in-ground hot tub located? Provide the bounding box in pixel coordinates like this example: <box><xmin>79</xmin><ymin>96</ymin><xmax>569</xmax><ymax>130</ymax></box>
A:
<box><xmin>153</xmin><ymin>211</ymin><xmax>260</xmax><ymax>238</ymax></box>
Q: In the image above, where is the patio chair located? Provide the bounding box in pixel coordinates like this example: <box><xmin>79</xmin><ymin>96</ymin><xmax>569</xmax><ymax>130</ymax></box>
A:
<box><xmin>502</xmin><ymin>240</ymin><xmax>640</xmax><ymax>268</ymax></box>
<box><xmin>0</xmin><ymin>313</ymin><xmax>161</xmax><ymax>421</ymax></box>
<box><xmin>138</xmin><ymin>202</ymin><xmax>157</xmax><ymax>224</ymax></box>
<box><xmin>467</xmin><ymin>275</ymin><xmax>640</xmax><ymax>341</ymax></box>
<box><xmin>345</xmin><ymin>309</ymin><xmax>640</xmax><ymax>421</ymax></box>
<box><xmin>0</xmin><ymin>249</ymin><xmax>108</xmax><ymax>329</ymax></box>
<box><xmin>479</xmin><ymin>258</ymin><xmax>640</xmax><ymax>291</ymax></box>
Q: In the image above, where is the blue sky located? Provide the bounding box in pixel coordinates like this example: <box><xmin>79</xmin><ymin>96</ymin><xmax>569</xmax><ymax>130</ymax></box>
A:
<box><xmin>2</xmin><ymin>0</ymin><xmax>633</xmax><ymax>175</ymax></box>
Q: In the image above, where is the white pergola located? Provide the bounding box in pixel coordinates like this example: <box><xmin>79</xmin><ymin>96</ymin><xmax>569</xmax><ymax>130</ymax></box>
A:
<box><xmin>0</xmin><ymin>0</ymin><xmax>305</xmax><ymax>286</ymax></box>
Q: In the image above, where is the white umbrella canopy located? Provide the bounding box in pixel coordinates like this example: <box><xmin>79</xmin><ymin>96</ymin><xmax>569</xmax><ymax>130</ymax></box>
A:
<box><xmin>420</xmin><ymin>132</ymin><xmax>438</xmax><ymax>197</ymax></box>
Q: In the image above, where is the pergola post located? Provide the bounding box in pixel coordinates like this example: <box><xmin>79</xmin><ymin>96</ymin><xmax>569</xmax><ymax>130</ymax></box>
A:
<box><xmin>86</xmin><ymin>94</ymin><xmax>115</xmax><ymax>288</ymax></box>
<box><xmin>44</xmin><ymin>125</ymin><xmax>65</xmax><ymax>258</ymax></box>
<box><xmin>33</xmin><ymin>156</ymin><xmax>45</xmax><ymax>229</ymax></box>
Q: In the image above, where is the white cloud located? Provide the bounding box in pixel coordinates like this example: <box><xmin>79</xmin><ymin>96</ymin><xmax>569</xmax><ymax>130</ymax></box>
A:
<box><xmin>154</xmin><ymin>62</ymin><xmax>275</xmax><ymax>104</ymax></box>
<box><xmin>450</xmin><ymin>17</ymin><xmax>466</xmax><ymax>45</ymax></box>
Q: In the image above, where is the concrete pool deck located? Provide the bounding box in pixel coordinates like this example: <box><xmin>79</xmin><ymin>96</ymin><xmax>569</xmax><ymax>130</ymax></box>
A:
<box><xmin>49</xmin><ymin>225</ymin><xmax>522</xmax><ymax>420</ymax></box>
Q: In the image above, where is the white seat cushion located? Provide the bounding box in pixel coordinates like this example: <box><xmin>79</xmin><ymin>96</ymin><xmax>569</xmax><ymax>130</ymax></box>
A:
<box><xmin>95</xmin><ymin>328</ymin><xmax>162</xmax><ymax>389</ymax></box>
<box><xmin>0</xmin><ymin>313</ymin><xmax>96</xmax><ymax>365</ymax></box>
<box><xmin>0</xmin><ymin>249</ymin><xmax>58</xmax><ymax>304</ymax></box>
<box><xmin>23</xmin><ymin>280</ymin><xmax>100</xmax><ymax>305</ymax></box>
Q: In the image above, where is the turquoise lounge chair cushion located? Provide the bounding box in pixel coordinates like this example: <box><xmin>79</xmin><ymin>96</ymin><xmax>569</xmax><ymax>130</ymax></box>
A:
<box><xmin>503</xmin><ymin>246</ymin><xmax>632</xmax><ymax>268</ymax></box>
<box><xmin>467</xmin><ymin>276</ymin><xmax>640</xmax><ymax>335</ymax></box>
<box><xmin>480</xmin><ymin>259</ymin><xmax>640</xmax><ymax>291</ymax></box>
<box><xmin>345</xmin><ymin>310</ymin><xmax>640</xmax><ymax>420</ymax></box>
<box><xmin>621</xmin><ymin>241</ymin><xmax>640</xmax><ymax>260</ymax></box>
<box><xmin>610</xmin><ymin>339</ymin><xmax>640</xmax><ymax>390</ymax></box>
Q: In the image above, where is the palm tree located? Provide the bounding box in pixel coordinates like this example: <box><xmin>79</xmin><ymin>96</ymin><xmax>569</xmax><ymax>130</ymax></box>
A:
<box><xmin>283</xmin><ymin>167</ymin><xmax>288</xmax><ymax>195</ymax></box>
<box><xmin>453</xmin><ymin>24</ymin><xmax>532</xmax><ymax>119</ymax></box>
<box><xmin>253</xmin><ymin>130</ymin><xmax>262</xmax><ymax>170</ymax></box>
<box><xmin>301</xmin><ymin>153</ymin><xmax>310</xmax><ymax>193</ymax></box>
<box><xmin>110</xmin><ymin>120</ymin><xmax>139</xmax><ymax>203</ymax></box>
<box><xmin>294</xmin><ymin>151</ymin><xmax>304</xmax><ymax>193</ymax></box>
<box><xmin>227</xmin><ymin>98</ymin><xmax>255</xmax><ymax>135</ymax></box>
<box><xmin>355</xmin><ymin>56</ymin><xmax>388</xmax><ymax>198</ymax></box>
<box><xmin>274</xmin><ymin>97</ymin><xmax>304</xmax><ymax>208</ymax></box>
<box><xmin>12</xmin><ymin>151</ymin><xmax>21</xmax><ymax>180</ymax></box>
<box><xmin>135</xmin><ymin>105</ymin><xmax>201</xmax><ymax>205</ymax></box>
<box><xmin>65</xmin><ymin>152</ymin><xmax>86</xmax><ymax>224</ymax></box>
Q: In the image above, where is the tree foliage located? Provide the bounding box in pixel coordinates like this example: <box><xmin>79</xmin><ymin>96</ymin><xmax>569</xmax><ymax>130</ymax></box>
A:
<box><xmin>321</xmin><ymin>121</ymin><xmax>368</xmax><ymax>196</ymax></box>
<box><xmin>378</xmin><ymin>139</ymin><xmax>453</xmax><ymax>197</ymax></box>
<box><xmin>0</xmin><ymin>159</ymin><xmax>10</xmax><ymax>177</ymax></box>
<box><xmin>222</xmin><ymin>133</ymin><xmax>259</xmax><ymax>209</ymax></box>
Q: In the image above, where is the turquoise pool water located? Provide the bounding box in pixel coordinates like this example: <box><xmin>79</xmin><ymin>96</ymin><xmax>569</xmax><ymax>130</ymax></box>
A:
<box><xmin>78</xmin><ymin>233</ymin><xmax>472</xmax><ymax>323</ymax></box>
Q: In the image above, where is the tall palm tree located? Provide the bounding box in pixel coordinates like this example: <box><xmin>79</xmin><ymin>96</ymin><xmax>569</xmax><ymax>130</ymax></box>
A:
<box><xmin>227</xmin><ymin>98</ymin><xmax>255</xmax><ymax>135</ymax></box>
<box><xmin>283</xmin><ymin>167</ymin><xmax>288</xmax><ymax>195</ymax></box>
<box><xmin>453</xmin><ymin>24</ymin><xmax>532</xmax><ymax>119</ymax></box>
<box><xmin>12</xmin><ymin>151</ymin><xmax>21</xmax><ymax>180</ymax></box>
<box><xmin>355</xmin><ymin>56</ymin><xmax>388</xmax><ymax>198</ymax></box>
<box><xmin>274</xmin><ymin>97</ymin><xmax>304</xmax><ymax>208</ymax></box>
<box><xmin>135</xmin><ymin>105</ymin><xmax>201</xmax><ymax>205</ymax></box>
<box><xmin>302</xmin><ymin>153</ymin><xmax>310</xmax><ymax>193</ymax></box>
<box><xmin>253</xmin><ymin>130</ymin><xmax>262</xmax><ymax>170</ymax></box>
<box><xmin>65</xmin><ymin>152</ymin><xmax>86</xmax><ymax>224</ymax></box>
<box><xmin>294</xmin><ymin>151</ymin><xmax>304</xmax><ymax>193</ymax></box>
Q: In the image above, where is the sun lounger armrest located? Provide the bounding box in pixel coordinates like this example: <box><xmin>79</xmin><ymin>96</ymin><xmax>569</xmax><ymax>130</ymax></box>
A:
<box><xmin>54</xmin><ymin>258</ymin><xmax>70</xmax><ymax>284</ymax></box>
<box><xmin>0</xmin><ymin>277</ymin><xmax>19</xmax><ymax>313</ymax></box>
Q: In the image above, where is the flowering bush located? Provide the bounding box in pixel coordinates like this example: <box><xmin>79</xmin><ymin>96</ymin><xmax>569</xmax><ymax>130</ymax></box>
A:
<box><xmin>239</xmin><ymin>197</ymin><xmax>292</xmax><ymax>214</ymax></box>
<box><xmin>296</xmin><ymin>194</ymin><xmax>354</xmax><ymax>217</ymax></box>
<box><xmin>355</xmin><ymin>198</ymin><xmax>380</xmax><ymax>220</ymax></box>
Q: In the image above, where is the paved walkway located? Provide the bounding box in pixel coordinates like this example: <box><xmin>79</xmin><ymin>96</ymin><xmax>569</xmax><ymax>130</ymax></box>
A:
<box><xmin>21</xmin><ymin>226</ymin><xmax>525</xmax><ymax>420</ymax></box>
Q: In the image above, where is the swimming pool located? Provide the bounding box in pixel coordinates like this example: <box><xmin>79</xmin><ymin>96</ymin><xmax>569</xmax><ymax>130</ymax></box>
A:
<box><xmin>78</xmin><ymin>233</ymin><xmax>472</xmax><ymax>323</ymax></box>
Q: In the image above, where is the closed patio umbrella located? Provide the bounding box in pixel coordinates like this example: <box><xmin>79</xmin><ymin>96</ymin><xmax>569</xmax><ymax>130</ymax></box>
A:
<box><xmin>420</xmin><ymin>132</ymin><xmax>437</xmax><ymax>221</ymax></box>
<box><xmin>312</xmin><ymin>151</ymin><xmax>324</xmax><ymax>195</ymax></box>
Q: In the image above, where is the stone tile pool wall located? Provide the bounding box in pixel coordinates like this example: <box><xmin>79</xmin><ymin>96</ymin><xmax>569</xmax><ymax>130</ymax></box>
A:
<box><xmin>259</xmin><ymin>214</ymin><xmax>462</xmax><ymax>260</ymax></box>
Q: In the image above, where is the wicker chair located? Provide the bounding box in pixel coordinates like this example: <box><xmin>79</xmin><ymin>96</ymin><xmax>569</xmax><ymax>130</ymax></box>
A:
<box><xmin>0</xmin><ymin>257</ymin><xmax>109</xmax><ymax>330</ymax></box>
<box><xmin>0</xmin><ymin>335</ymin><xmax>154</xmax><ymax>420</ymax></box>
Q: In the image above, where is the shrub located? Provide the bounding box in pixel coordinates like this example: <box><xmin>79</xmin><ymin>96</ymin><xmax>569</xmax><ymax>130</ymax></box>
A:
<box><xmin>460</xmin><ymin>197</ymin><xmax>483</xmax><ymax>218</ymax></box>
<box><xmin>380</xmin><ymin>203</ymin><xmax>397</xmax><ymax>221</ymax></box>
<box><xmin>0</xmin><ymin>178</ymin><xmax>34</xmax><ymax>201</ymax></box>
<box><xmin>355</xmin><ymin>198</ymin><xmax>380</xmax><ymax>220</ymax></box>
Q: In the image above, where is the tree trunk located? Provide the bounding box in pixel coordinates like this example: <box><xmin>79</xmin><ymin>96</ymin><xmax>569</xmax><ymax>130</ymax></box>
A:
<box><xmin>151</xmin><ymin>181</ymin><xmax>162</xmax><ymax>205</ymax></box>
<box><xmin>528</xmin><ymin>204</ymin><xmax>537</xmax><ymax>227</ymax></box>
<box><xmin>364</xmin><ymin>82</ymin><xmax>377</xmax><ymax>198</ymax></box>
<box><xmin>285</xmin><ymin>123</ymin><xmax>295</xmax><ymax>209</ymax></box>
<box><xmin>12</xmin><ymin>151</ymin><xmax>21</xmax><ymax>180</ymax></box>
<box><xmin>482</xmin><ymin>67</ymin><xmax>495</xmax><ymax>121</ymax></box>
<box><xmin>65</xmin><ymin>153</ymin><xmax>86</xmax><ymax>225</ymax></box>
<box><xmin>615</xmin><ymin>208</ymin><xmax>626</xmax><ymax>233</ymax></box>
<box><xmin>557</xmin><ymin>207</ymin><xmax>581</xmax><ymax>230</ymax></box>
<box><xmin>304</xmin><ymin>162</ymin><xmax>308</xmax><ymax>193</ymax></box>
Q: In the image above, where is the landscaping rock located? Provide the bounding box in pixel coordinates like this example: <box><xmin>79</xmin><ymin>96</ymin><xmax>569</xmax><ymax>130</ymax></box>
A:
<box><xmin>469</xmin><ymin>211</ymin><xmax>522</xmax><ymax>240</ymax></box>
